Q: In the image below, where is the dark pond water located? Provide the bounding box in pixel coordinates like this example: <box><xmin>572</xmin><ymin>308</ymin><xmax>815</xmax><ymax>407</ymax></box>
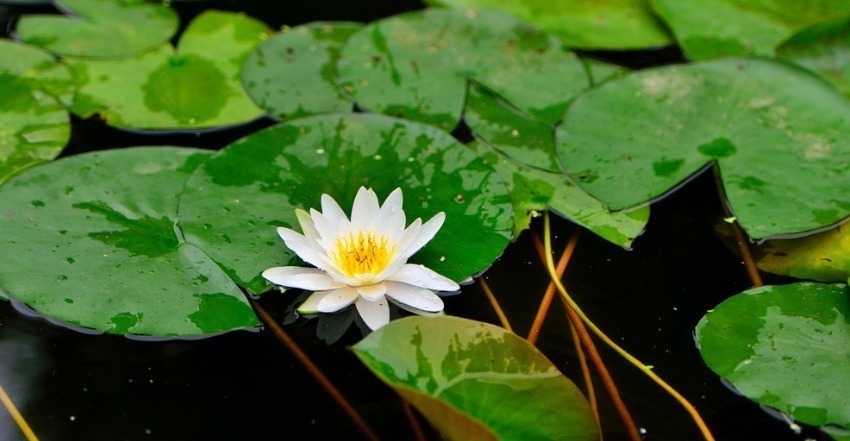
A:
<box><xmin>0</xmin><ymin>1</ymin><xmax>833</xmax><ymax>440</ymax></box>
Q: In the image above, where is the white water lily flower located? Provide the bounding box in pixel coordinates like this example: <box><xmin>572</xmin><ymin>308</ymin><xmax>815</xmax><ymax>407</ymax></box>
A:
<box><xmin>263</xmin><ymin>187</ymin><xmax>460</xmax><ymax>330</ymax></box>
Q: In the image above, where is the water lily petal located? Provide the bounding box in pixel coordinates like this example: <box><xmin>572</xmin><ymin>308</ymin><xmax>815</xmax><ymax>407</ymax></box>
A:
<box><xmin>351</xmin><ymin>187</ymin><xmax>379</xmax><ymax>230</ymax></box>
<box><xmin>262</xmin><ymin>266</ymin><xmax>346</xmax><ymax>290</ymax></box>
<box><xmin>309</xmin><ymin>208</ymin><xmax>338</xmax><ymax>243</ymax></box>
<box><xmin>277</xmin><ymin>227</ymin><xmax>342</xmax><ymax>275</ymax></box>
<box><xmin>375</xmin><ymin>188</ymin><xmax>405</xmax><ymax>234</ymax></box>
<box><xmin>317</xmin><ymin>287</ymin><xmax>358</xmax><ymax>313</ymax></box>
<box><xmin>401</xmin><ymin>212</ymin><xmax>445</xmax><ymax>259</ymax></box>
<box><xmin>321</xmin><ymin>193</ymin><xmax>348</xmax><ymax>225</ymax></box>
<box><xmin>386</xmin><ymin>264</ymin><xmax>459</xmax><ymax>292</ymax></box>
<box><xmin>395</xmin><ymin>217</ymin><xmax>422</xmax><ymax>255</ymax></box>
<box><xmin>297</xmin><ymin>291</ymin><xmax>331</xmax><ymax>314</ymax></box>
<box><xmin>357</xmin><ymin>283</ymin><xmax>387</xmax><ymax>301</ymax></box>
<box><xmin>384</xmin><ymin>281</ymin><xmax>444</xmax><ymax>313</ymax></box>
<box><xmin>355</xmin><ymin>297</ymin><xmax>390</xmax><ymax>330</ymax></box>
<box><xmin>295</xmin><ymin>209</ymin><xmax>319</xmax><ymax>240</ymax></box>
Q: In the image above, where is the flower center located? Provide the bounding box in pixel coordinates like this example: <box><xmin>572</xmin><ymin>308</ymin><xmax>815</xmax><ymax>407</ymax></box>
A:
<box><xmin>332</xmin><ymin>230</ymin><xmax>395</xmax><ymax>279</ymax></box>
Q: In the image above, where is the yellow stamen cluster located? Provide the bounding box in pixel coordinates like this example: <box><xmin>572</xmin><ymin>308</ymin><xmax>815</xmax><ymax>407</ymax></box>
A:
<box><xmin>332</xmin><ymin>230</ymin><xmax>395</xmax><ymax>277</ymax></box>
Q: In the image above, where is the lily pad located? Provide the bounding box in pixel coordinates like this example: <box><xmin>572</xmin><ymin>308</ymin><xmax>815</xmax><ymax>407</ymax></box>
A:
<box><xmin>696</xmin><ymin>283</ymin><xmax>850</xmax><ymax>432</ymax></box>
<box><xmin>67</xmin><ymin>10</ymin><xmax>270</xmax><ymax>130</ymax></box>
<box><xmin>778</xmin><ymin>16</ymin><xmax>850</xmax><ymax>100</ymax></box>
<box><xmin>753</xmin><ymin>225</ymin><xmax>850</xmax><ymax>283</ymax></box>
<box><xmin>426</xmin><ymin>0</ymin><xmax>672</xmax><ymax>50</ymax></box>
<box><xmin>556</xmin><ymin>58</ymin><xmax>850</xmax><ymax>239</ymax></box>
<box><xmin>0</xmin><ymin>40</ymin><xmax>73</xmax><ymax>184</ymax></box>
<box><xmin>650</xmin><ymin>0</ymin><xmax>850</xmax><ymax>60</ymax></box>
<box><xmin>0</xmin><ymin>147</ymin><xmax>260</xmax><ymax>336</ymax></box>
<box><xmin>581</xmin><ymin>58</ymin><xmax>629</xmax><ymax>86</ymax></box>
<box><xmin>336</xmin><ymin>8</ymin><xmax>589</xmax><ymax>131</ymax></box>
<box><xmin>178</xmin><ymin>113</ymin><xmax>513</xmax><ymax>294</ymax></box>
<box><xmin>15</xmin><ymin>0</ymin><xmax>179</xmax><ymax>59</ymax></box>
<box><xmin>242</xmin><ymin>22</ymin><xmax>360</xmax><ymax>120</ymax></box>
<box><xmin>464</xmin><ymin>85</ymin><xmax>647</xmax><ymax>247</ymax></box>
<box><xmin>352</xmin><ymin>315</ymin><xmax>598</xmax><ymax>441</ymax></box>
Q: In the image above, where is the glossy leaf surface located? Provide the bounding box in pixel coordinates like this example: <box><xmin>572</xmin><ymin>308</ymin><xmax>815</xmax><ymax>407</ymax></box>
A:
<box><xmin>243</xmin><ymin>22</ymin><xmax>360</xmax><ymax>120</ymax></box>
<box><xmin>179</xmin><ymin>113</ymin><xmax>513</xmax><ymax>294</ymax></box>
<box><xmin>67</xmin><ymin>10</ymin><xmax>269</xmax><ymax>130</ymax></box>
<box><xmin>0</xmin><ymin>148</ymin><xmax>259</xmax><ymax>336</ymax></box>
<box><xmin>427</xmin><ymin>0</ymin><xmax>672</xmax><ymax>50</ymax></box>
<box><xmin>337</xmin><ymin>8</ymin><xmax>588</xmax><ymax>131</ymax></box>
<box><xmin>353</xmin><ymin>316</ymin><xmax>599</xmax><ymax>441</ymax></box>
<box><xmin>557</xmin><ymin>58</ymin><xmax>850</xmax><ymax>239</ymax></box>
<box><xmin>755</xmin><ymin>226</ymin><xmax>850</xmax><ymax>283</ymax></box>
<box><xmin>778</xmin><ymin>17</ymin><xmax>850</xmax><ymax>100</ymax></box>
<box><xmin>697</xmin><ymin>283</ymin><xmax>850</xmax><ymax>432</ymax></box>
<box><xmin>15</xmin><ymin>0</ymin><xmax>179</xmax><ymax>59</ymax></box>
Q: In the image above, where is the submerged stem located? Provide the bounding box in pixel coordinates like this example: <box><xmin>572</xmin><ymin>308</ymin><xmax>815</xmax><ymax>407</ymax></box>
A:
<box><xmin>479</xmin><ymin>278</ymin><xmax>513</xmax><ymax>332</ymax></box>
<box><xmin>527</xmin><ymin>230</ymin><xmax>580</xmax><ymax>345</ymax></box>
<box><xmin>0</xmin><ymin>381</ymin><xmax>39</xmax><ymax>441</ymax></box>
<box><xmin>728</xmin><ymin>219</ymin><xmax>764</xmax><ymax>288</ymax></box>
<box><xmin>542</xmin><ymin>213</ymin><xmax>715</xmax><ymax>441</ymax></box>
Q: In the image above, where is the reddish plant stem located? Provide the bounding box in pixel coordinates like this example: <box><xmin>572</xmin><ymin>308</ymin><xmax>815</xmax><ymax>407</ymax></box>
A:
<box><xmin>479</xmin><ymin>278</ymin><xmax>513</xmax><ymax>332</ymax></box>
<box><xmin>527</xmin><ymin>230</ymin><xmax>581</xmax><ymax>345</ymax></box>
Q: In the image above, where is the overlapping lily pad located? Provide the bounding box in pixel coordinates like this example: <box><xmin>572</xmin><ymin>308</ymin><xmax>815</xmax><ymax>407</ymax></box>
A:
<box><xmin>557</xmin><ymin>58</ymin><xmax>850</xmax><ymax>239</ymax></box>
<box><xmin>0</xmin><ymin>147</ymin><xmax>260</xmax><ymax>336</ymax></box>
<box><xmin>464</xmin><ymin>85</ymin><xmax>647</xmax><ymax>247</ymax></box>
<box><xmin>242</xmin><ymin>22</ymin><xmax>360</xmax><ymax>120</ymax></box>
<box><xmin>0</xmin><ymin>40</ymin><xmax>73</xmax><ymax>184</ymax></box>
<box><xmin>650</xmin><ymin>0</ymin><xmax>850</xmax><ymax>60</ymax></box>
<box><xmin>696</xmin><ymin>283</ymin><xmax>850</xmax><ymax>433</ymax></box>
<box><xmin>15</xmin><ymin>0</ymin><xmax>179</xmax><ymax>59</ymax></box>
<box><xmin>753</xmin><ymin>226</ymin><xmax>850</xmax><ymax>283</ymax></box>
<box><xmin>778</xmin><ymin>17</ymin><xmax>850</xmax><ymax>100</ymax></box>
<box><xmin>427</xmin><ymin>0</ymin><xmax>672</xmax><ymax>50</ymax></box>
<box><xmin>67</xmin><ymin>10</ymin><xmax>270</xmax><ymax>130</ymax></box>
<box><xmin>337</xmin><ymin>8</ymin><xmax>589</xmax><ymax>131</ymax></box>
<box><xmin>352</xmin><ymin>315</ymin><xmax>598</xmax><ymax>441</ymax></box>
<box><xmin>178</xmin><ymin>113</ymin><xmax>513</xmax><ymax>294</ymax></box>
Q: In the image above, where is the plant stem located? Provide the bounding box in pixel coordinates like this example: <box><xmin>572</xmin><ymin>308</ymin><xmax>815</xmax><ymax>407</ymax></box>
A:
<box><xmin>0</xmin><ymin>381</ymin><xmax>38</xmax><ymax>441</ymax></box>
<box><xmin>527</xmin><ymin>230</ymin><xmax>580</xmax><ymax>345</ymax></box>
<box><xmin>479</xmin><ymin>278</ymin><xmax>513</xmax><ymax>332</ymax></box>
<box><xmin>251</xmin><ymin>300</ymin><xmax>381</xmax><ymax>441</ymax></box>
<box><xmin>728</xmin><ymin>219</ymin><xmax>764</xmax><ymax>287</ymax></box>
<box><xmin>567</xmin><ymin>312</ymin><xmax>599</xmax><ymax>431</ymax></box>
<box><xmin>543</xmin><ymin>213</ymin><xmax>715</xmax><ymax>441</ymax></box>
<box><xmin>531</xmin><ymin>231</ymin><xmax>640</xmax><ymax>441</ymax></box>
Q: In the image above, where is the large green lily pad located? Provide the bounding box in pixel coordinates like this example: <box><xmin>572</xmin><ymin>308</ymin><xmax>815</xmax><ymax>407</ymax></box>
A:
<box><xmin>353</xmin><ymin>315</ymin><xmax>598</xmax><ymax>441</ymax></box>
<box><xmin>242</xmin><ymin>22</ymin><xmax>360</xmax><ymax>120</ymax></box>
<box><xmin>778</xmin><ymin>17</ymin><xmax>850</xmax><ymax>100</ymax></box>
<box><xmin>426</xmin><ymin>0</ymin><xmax>672</xmax><ymax>50</ymax></box>
<box><xmin>753</xmin><ymin>225</ymin><xmax>850</xmax><ymax>283</ymax></box>
<box><xmin>0</xmin><ymin>40</ymin><xmax>73</xmax><ymax>184</ymax></box>
<box><xmin>696</xmin><ymin>283</ymin><xmax>850</xmax><ymax>432</ymax></box>
<box><xmin>178</xmin><ymin>113</ymin><xmax>513</xmax><ymax>294</ymax></box>
<box><xmin>557</xmin><ymin>58</ymin><xmax>850</xmax><ymax>239</ymax></box>
<box><xmin>650</xmin><ymin>0</ymin><xmax>850</xmax><ymax>60</ymax></box>
<box><xmin>15</xmin><ymin>0</ymin><xmax>179</xmax><ymax>59</ymax></box>
<box><xmin>464</xmin><ymin>85</ymin><xmax>647</xmax><ymax>247</ymax></box>
<box><xmin>336</xmin><ymin>8</ymin><xmax>588</xmax><ymax>131</ymax></box>
<box><xmin>0</xmin><ymin>147</ymin><xmax>260</xmax><ymax>336</ymax></box>
<box><xmin>67</xmin><ymin>10</ymin><xmax>270</xmax><ymax>130</ymax></box>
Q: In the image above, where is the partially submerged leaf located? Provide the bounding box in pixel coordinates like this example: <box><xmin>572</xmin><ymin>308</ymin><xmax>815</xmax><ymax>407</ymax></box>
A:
<box><xmin>15</xmin><ymin>0</ymin><xmax>179</xmax><ymax>59</ymax></box>
<box><xmin>755</xmin><ymin>225</ymin><xmax>850</xmax><ymax>283</ymax></box>
<box><xmin>337</xmin><ymin>8</ymin><xmax>588</xmax><ymax>131</ymax></box>
<box><xmin>352</xmin><ymin>315</ymin><xmax>599</xmax><ymax>441</ymax></box>
<box><xmin>427</xmin><ymin>0</ymin><xmax>673</xmax><ymax>50</ymax></box>
<box><xmin>650</xmin><ymin>0</ymin><xmax>850</xmax><ymax>60</ymax></box>
<box><xmin>67</xmin><ymin>10</ymin><xmax>270</xmax><ymax>130</ymax></box>
<box><xmin>696</xmin><ymin>283</ymin><xmax>850</xmax><ymax>432</ymax></box>
<box><xmin>557</xmin><ymin>58</ymin><xmax>850</xmax><ymax>239</ymax></box>
<box><xmin>178</xmin><ymin>113</ymin><xmax>513</xmax><ymax>294</ymax></box>
<box><xmin>242</xmin><ymin>22</ymin><xmax>360</xmax><ymax>120</ymax></box>
<box><xmin>0</xmin><ymin>147</ymin><xmax>260</xmax><ymax>336</ymax></box>
<box><xmin>778</xmin><ymin>16</ymin><xmax>850</xmax><ymax>100</ymax></box>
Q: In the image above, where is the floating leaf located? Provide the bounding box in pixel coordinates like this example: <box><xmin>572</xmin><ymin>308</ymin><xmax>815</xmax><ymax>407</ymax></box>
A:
<box><xmin>67</xmin><ymin>10</ymin><xmax>270</xmax><ymax>130</ymax></box>
<box><xmin>650</xmin><ymin>0</ymin><xmax>850</xmax><ymax>60</ymax></box>
<box><xmin>15</xmin><ymin>0</ymin><xmax>179</xmax><ymax>59</ymax></box>
<box><xmin>0</xmin><ymin>40</ymin><xmax>72</xmax><ymax>184</ymax></box>
<box><xmin>426</xmin><ymin>0</ymin><xmax>672</xmax><ymax>50</ymax></box>
<box><xmin>352</xmin><ymin>315</ymin><xmax>598</xmax><ymax>441</ymax></box>
<box><xmin>464</xmin><ymin>85</ymin><xmax>647</xmax><ymax>247</ymax></box>
<box><xmin>242</xmin><ymin>22</ymin><xmax>360</xmax><ymax>120</ymax></box>
<box><xmin>0</xmin><ymin>147</ymin><xmax>260</xmax><ymax>336</ymax></box>
<box><xmin>752</xmin><ymin>225</ymin><xmax>850</xmax><ymax>283</ymax></box>
<box><xmin>696</xmin><ymin>283</ymin><xmax>850</xmax><ymax>433</ymax></box>
<box><xmin>337</xmin><ymin>8</ymin><xmax>588</xmax><ymax>131</ymax></box>
<box><xmin>178</xmin><ymin>113</ymin><xmax>513</xmax><ymax>294</ymax></box>
<box><xmin>557</xmin><ymin>58</ymin><xmax>850</xmax><ymax>239</ymax></box>
<box><xmin>778</xmin><ymin>16</ymin><xmax>850</xmax><ymax>100</ymax></box>
<box><xmin>581</xmin><ymin>58</ymin><xmax>629</xmax><ymax>87</ymax></box>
